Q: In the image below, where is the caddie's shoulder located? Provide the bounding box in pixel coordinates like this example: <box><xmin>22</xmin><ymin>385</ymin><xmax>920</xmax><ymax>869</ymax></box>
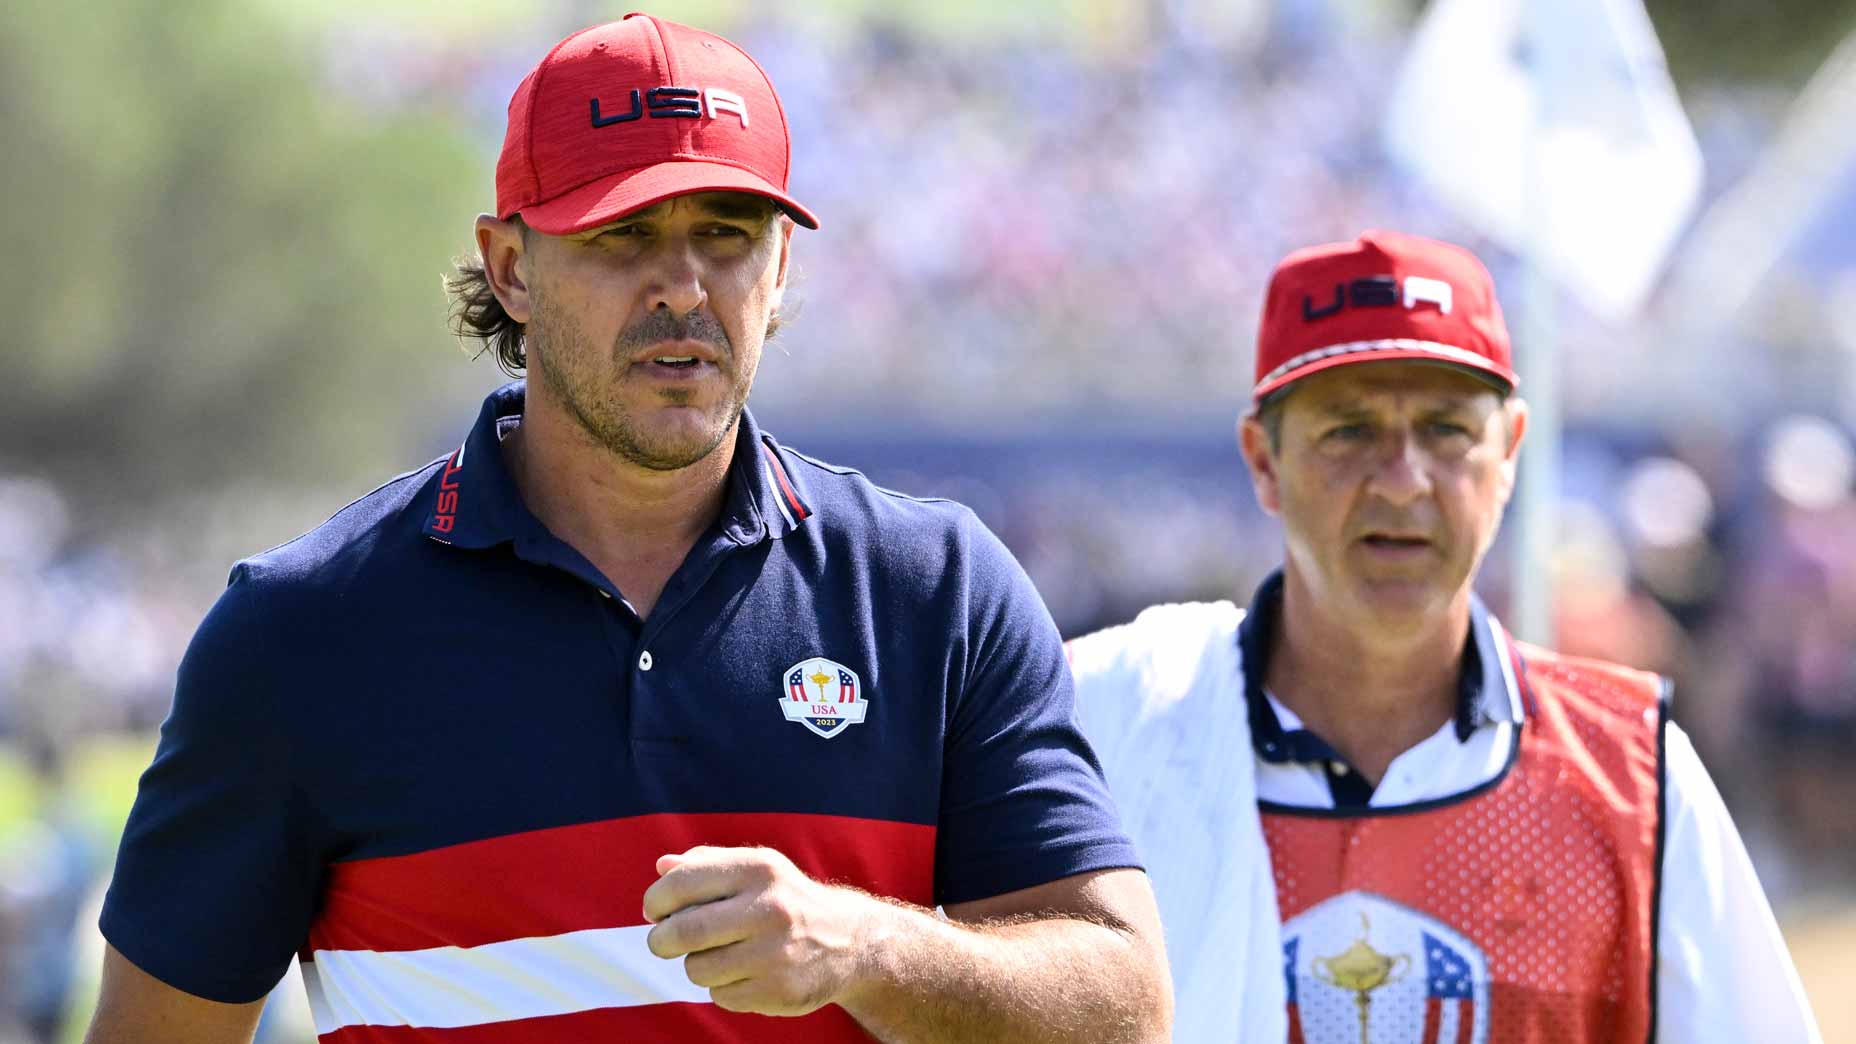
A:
<box><xmin>1513</xmin><ymin>640</ymin><xmax>1668</xmax><ymax>717</ymax></box>
<box><xmin>1127</xmin><ymin>598</ymin><xmax>1245</xmax><ymax>637</ymax></box>
<box><xmin>1066</xmin><ymin>600</ymin><xmax>1244</xmax><ymax>705</ymax></box>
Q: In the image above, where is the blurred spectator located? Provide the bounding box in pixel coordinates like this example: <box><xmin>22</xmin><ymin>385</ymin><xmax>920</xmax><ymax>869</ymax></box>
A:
<box><xmin>0</xmin><ymin>738</ymin><xmax>91</xmax><ymax>1042</ymax></box>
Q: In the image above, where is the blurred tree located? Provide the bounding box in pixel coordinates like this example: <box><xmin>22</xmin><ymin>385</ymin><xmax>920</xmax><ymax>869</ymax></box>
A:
<box><xmin>1383</xmin><ymin>0</ymin><xmax>1856</xmax><ymax>87</ymax></box>
<box><xmin>1</xmin><ymin>0</ymin><xmax>490</xmax><ymax>523</ymax></box>
<box><xmin>1642</xmin><ymin>0</ymin><xmax>1856</xmax><ymax>87</ymax></box>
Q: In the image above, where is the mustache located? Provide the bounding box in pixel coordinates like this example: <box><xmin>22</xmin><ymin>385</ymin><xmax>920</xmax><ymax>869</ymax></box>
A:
<box><xmin>615</xmin><ymin>309</ymin><xmax>732</xmax><ymax>354</ymax></box>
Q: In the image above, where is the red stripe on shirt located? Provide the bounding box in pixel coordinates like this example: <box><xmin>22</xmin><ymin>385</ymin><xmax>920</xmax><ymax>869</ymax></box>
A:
<box><xmin>310</xmin><ymin>812</ymin><xmax>936</xmax><ymax>953</ymax></box>
<box><xmin>318</xmin><ymin>1001</ymin><xmax>873</xmax><ymax>1044</ymax></box>
<box><xmin>761</xmin><ymin>443</ymin><xmax>811</xmax><ymax>520</ymax></box>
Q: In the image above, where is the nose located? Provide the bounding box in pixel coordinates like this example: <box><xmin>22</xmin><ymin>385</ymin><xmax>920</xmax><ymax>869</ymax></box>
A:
<box><xmin>645</xmin><ymin>238</ymin><xmax>708</xmax><ymax>318</ymax></box>
<box><xmin>1364</xmin><ymin>430</ymin><xmax>1433</xmax><ymax>506</ymax></box>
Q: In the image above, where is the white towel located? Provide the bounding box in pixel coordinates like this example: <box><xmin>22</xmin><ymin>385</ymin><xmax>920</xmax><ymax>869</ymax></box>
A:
<box><xmin>1069</xmin><ymin>602</ymin><xmax>1286</xmax><ymax>1043</ymax></box>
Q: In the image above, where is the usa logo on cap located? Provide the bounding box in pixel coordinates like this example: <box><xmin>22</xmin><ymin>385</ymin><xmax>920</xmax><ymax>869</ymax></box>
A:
<box><xmin>494</xmin><ymin>13</ymin><xmax>819</xmax><ymax>236</ymax></box>
<box><xmin>779</xmin><ymin>657</ymin><xmax>867</xmax><ymax>739</ymax></box>
<box><xmin>1252</xmin><ymin>230</ymin><xmax>1517</xmax><ymax>403</ymax></box>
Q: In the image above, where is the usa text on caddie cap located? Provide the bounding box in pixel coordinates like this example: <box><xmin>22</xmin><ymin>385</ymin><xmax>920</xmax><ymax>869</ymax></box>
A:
<box><xmin>1252</xmin><ymin>230</ymin><xmax>1518</xmax><ymax>402</ymax></box>
<box><xmin>496</xmin><ymin>12</ymin><xmax>820</xmax><ymax>235</ymax></box>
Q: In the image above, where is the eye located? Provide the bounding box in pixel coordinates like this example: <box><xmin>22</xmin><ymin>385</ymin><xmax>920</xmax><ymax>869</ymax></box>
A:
<box><xmin>1324</xmin><ymin>423</ymin><xmax>1371</xmax><ymax>442</ymax></box>
<box><xmin>700</xmin><ymin>223</ymin><xmax>754</xmax><ymax>238</ymax></box>
<box><xmin>1428</xmin><ymin>421</ymin><xmax>1473</xmax><ymax>438</ymax></box>
<box><xmin>597</xmin><ymin>223</ymin><xmax>646</xmax><ymax>240</ymax></box>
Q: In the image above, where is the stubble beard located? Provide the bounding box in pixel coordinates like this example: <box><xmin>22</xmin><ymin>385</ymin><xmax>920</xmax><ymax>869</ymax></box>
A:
<box><xmin>526</xmin><ymin>285</ymin><xmax>749</xmax><ymax>472</ymax></box>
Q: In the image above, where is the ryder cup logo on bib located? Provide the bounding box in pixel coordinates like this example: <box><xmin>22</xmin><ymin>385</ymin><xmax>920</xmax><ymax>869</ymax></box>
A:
<box><xmin>1282</xmin><ymin>891</ymin><xmax>1490</xmax><ymax>1044</ymax></box>
<box><xmin>779</xmin><ymin>657</ymin><xmax>867</xmax><ymax>739</ymax></box>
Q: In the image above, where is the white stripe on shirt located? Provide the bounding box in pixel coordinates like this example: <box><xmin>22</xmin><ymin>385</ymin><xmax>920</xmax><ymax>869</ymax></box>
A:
<box><xmin>762</xmin><ymin>459</ymin><xmax>798</xmax><ymax>529</ymax></box>
<box><xmin>301</xmin><ymin>923</ymin><xmax>707</xmax><ymax>1035</ymax></box>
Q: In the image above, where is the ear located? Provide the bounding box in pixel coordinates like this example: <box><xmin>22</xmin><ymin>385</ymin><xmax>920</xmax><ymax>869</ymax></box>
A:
<box><xmin>475</xmin><ymin>214</ymin><xmax>533</xmax><ymax>324</ymax></box>
<box><xmin>769</xmin><ymin>218</ymin><xmax>795</xmax><ymax>313</ymax></box>
<box><xmin>1238</xmin><ymin>413</ymin><xmax>1284</xmax><ymax>517</ymax></box>
<box><xmin>1495</xmin><ymin>396</ymin><xmax>1529</xmax><ymax>503</ymax></box>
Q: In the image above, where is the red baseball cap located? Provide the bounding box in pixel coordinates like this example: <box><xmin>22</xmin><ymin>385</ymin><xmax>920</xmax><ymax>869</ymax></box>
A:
<box><xmin>1252</xmin><ymin>230</ymin><xmax>1517</xmax><ymax>403</ymax></box>
<box><xmin>495</xmin><ymin>13</ymin><xmax>819</xmax><ymax>235</ymax></box>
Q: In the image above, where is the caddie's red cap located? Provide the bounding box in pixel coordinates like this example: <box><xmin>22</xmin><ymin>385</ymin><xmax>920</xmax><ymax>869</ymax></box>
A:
<box><xmin>495</xmin><ymin>13</ymin><xmax>819</xmax><ymax>235</ymax></box>
<box><xmin>1252</xmin><ymin>230</ymin><xmax>1517</xmax><ymax>403</ymax></box>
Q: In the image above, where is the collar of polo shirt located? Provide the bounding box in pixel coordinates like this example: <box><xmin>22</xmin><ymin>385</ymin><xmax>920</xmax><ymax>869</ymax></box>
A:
<box><xmin>1238</xmin><ymin>569</ymin><xmax>1525</xmax><ymax>770</ymax></box>
<box><xmin>420</xmin><ymin>380</ymin><xmax>813</xmax><ymax>558</ymax></box>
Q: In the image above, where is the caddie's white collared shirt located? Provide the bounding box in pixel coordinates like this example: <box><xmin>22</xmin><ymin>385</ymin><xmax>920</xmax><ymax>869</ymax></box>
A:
<box><xmin>1067</xmin><ymin>579</ymin><xmax>1821</xmax><ymax>1044</ymax></box>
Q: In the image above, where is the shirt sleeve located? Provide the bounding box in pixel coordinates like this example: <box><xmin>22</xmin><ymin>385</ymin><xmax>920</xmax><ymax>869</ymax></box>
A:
<box><xmin>98</xmin><ymin>563</ymin><xmax>325</xmax><ymax>1003</ymax></box>
<box><xmin>1656</xmin><ymin>723</ymin><xmax>1822</xmax><ymax>1043</ymax></box>
<box><xmin>931</xmin><ymin>513</ymin><xmax>1141</xmax><ymax>907</ymax></box>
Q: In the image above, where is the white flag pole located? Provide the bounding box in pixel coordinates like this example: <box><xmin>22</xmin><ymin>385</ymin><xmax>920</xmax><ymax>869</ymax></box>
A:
<box><xmin>1510</xmin><ymin>244</ymin><xmax>1561</xmax><ymax>644</ymax></box>
<box><xmin>1510</xmin><ymin>1</ymin><xmax>1561</xmax><ymax>646</ymax></box>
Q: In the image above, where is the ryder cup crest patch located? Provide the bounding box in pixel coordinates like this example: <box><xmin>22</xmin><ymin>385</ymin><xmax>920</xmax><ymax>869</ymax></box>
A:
<box><xmin>1281</xmin><ymin>891</ymin><xmax>1490</xmax><ymax>1044</ymax></box>
<box><xmin>779</xmin><ymin>657</ymin><xmax>867</xmax><ymax>739</ymax></box>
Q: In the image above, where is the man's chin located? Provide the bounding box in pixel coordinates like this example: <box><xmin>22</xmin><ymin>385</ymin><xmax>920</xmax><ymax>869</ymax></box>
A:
<box><xmin>603</xmin><ymin>409</ymin><xmax>739</xmax><ymax>471</ymax></box>
<box><xmin>1347</xmin><ymin>575</ymin><xmax>1454</xmax><ymax>627</ymax></box>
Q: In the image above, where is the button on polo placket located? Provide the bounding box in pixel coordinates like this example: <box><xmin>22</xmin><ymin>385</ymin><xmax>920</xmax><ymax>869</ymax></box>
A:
<box><xmin>501</xmin><ymin>531</ymin><xmax>645</xmax><ymax>773</ymax></box>
<box><xmin>579</xmin><ymin>579</ymin><xmax>634</xmax><ymax>682</ymax></box>
<box><xmin>625</xmin><ymin>519</ymin><xmax>762</xmax><ymax>746</ymax></box>
<box><xmin>516</xmin><ymin>534</ymin><xmax>637</xmax><ymax>615</ymax></box>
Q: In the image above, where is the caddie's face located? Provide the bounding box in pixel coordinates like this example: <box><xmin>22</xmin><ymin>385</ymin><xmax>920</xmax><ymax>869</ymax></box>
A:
<box><xmin>1241</xmin><ymin>361</ymin><xmax>1526</xmax><ymax>639</ymax></box>
<box><xmin>513</xmin><ymin>192</ymin><xmax>792</xmax><ymax>471</ymax></box>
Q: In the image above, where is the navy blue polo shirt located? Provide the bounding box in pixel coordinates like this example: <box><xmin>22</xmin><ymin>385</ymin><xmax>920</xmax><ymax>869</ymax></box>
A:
<box><xmin>100</xmin><ymin>382</ymin><xmax>1136</xmax><ymax>1037</ymax></box>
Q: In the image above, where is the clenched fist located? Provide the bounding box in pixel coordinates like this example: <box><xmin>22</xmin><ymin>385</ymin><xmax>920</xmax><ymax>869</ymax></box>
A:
<box><xmin>643</xmin><ymin>845</ymin><xmax>890</xmax><ymax>1017</ymax></box>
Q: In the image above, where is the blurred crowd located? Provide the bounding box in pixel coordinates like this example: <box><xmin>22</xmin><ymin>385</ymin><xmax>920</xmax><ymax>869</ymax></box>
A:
<box><xmin>3</xmin><ymin>1</ymin><xmax>1854</xmax><ymax>1036</ymax></box>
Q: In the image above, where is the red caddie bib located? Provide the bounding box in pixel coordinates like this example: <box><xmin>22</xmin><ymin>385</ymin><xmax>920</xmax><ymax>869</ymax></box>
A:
<box><xmin>1262</xmin><ymin>643</ymin><xmax>1666</xmax><ymax>1044</ymax></box>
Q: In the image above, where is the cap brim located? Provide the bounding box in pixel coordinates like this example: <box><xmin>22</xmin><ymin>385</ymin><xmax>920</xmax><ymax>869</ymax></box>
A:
<box><xmin>515</xmin><ymin>159</ymin><xmax>819</xmax><ymax>234</ymax></box>
<box><xmin>1253</xmin><ymin>342</ymin><xmax>1518</xmax><ymax>403</ymax></box>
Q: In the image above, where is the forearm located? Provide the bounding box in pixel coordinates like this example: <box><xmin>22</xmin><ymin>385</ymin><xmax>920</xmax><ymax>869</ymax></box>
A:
<box><xmin>840</xmin><ymin>901</ymin><xmax>1170</xmax><ymax>1044</ymax></box>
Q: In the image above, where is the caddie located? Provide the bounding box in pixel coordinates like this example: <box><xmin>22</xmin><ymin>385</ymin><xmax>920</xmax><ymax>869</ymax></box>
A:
<box><xmin>1067</xmin><ymin>230</ymin><xmax>1820</xmax><ymax>1043</ymax></box>
<box><xmin>85</xmin><ymin>13</ymin><xmax>1170</xmax><ymax>1043</ymax></box>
